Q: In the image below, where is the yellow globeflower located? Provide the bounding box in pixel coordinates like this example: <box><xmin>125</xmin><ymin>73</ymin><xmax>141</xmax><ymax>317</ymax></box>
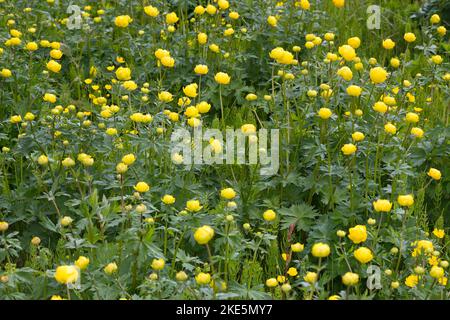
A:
<box><xmin>195</xmin><ymin>272</ymin><xmax>211</xmax><ymax>285</ymax></box>
<box><xmin>318</xmin><ymin>107</ymin><xmax>332</xmax><ymax>119</ymax></box>
<box><xmin>405</xmin><ymin>112</ymin><xmax>419</xmax><ymax>123</ymax></box>
<box><xmin>263</xmin><ymin>209</ymin><xmax>276</xmax><ymax>222</ymax></box>
<box><xmin>186</xmin><ymin>199</ymin><xmax>202</xmax><ymax>212</ymax></box>
<box><xmin>183</xmin><ymin>83</ymin><xmax>198</xmax><ymax>98</ymax></box>
<box><xmin>347</xmin><ymin>37</ymin><xmax>361</xmax><ymax>49</ymax></box>
<box><xmin>338</xmin><ymin>45</ymin><xmax>356</xmax><ymax>61</ymax></box>
<box><xmin>341</xmin><ymin>143</ymin><xmax>357</xmax><ymax>155</ymax></box>
<box><xmin>384</xmin><ymin>122</ymin><xmax>397</xmax><ymax>134</ymax></box>
<box><xmin>332</xmin><ymin>0</ymin><xmax>345</xmax><ymax>7</ymax></box>
<box><xmin>346</xmin><ymin>85</ymin><xmax>362</xmax><ymax>97</ymax></box>
<box><xmin>373</xmin><ymin>199</ymin><xmax>392</xmax><ymax>212</ymax></box>
<box><xmin>382</xmin><ymin>38</ymin><xmax>395</xmax><ymax>50</ymax></box>
<box><xmin>352</xmin><ymin>131</ymin><xmax>365</xmax><ymax>142</ymax></box>
<box><xmin>46</xmin><ymin>60</ymin><xmax>62</xmax><ymax>73</ymax></box>
<box><xmin>405</xmin><ymin>274</ymin><xmax>419</xmax><ymax>287</ymax></box>
<box><xmin>427</xmin><ymin>168</ymin><xmax>441</xmax><ymax>180</ymax></box>
<box><xmin>430</xmin><ymin>266</ymin><xmax>444</xmax><ymax>279</ymax></box>
<box><xmin>144</xmin><ymin>5</ymin><xmax>159</xmax><ymax>17</ymax></box>
<box><xmin>104</xmin><ymin>262</ymin><xmax>118</xmax><ymax>275</ymax></box>
<box><xmin>214</xmin><ymin>72</ymin><xmax>231</xmax><ymax>85</ymax></box>
<box><xmin>166</xmin><ymin>12</ymin><xmax>179</xmax><ymax>25</ymax></box>
<box><xmin>404</xmin><ymin>32</ymin><xmax>416</xmax><ymax>43</ymax></box>
<box><xmin>75</xmin><ymin>256</ymin><xmax>90</xmax><ymax>270</ymax></box>
<box><xmin>354</xmin><ymin>247</ymin><xmax>373</xmax><ymax>264</ymax></box>
<box><xmin>348</xmin><ymin>225</ymin><xmax>367</xmax><ymax>244</ymax></box>
<box><xmin>151</xmin><ymin>258</ymin><xmax>165</xmax><ymax>271</ymax></box>
<box><xmin>220</xmin><ymin>188</ymin><xmax>236</xmax><ymax>200</ymax></box>
<box><xmin>54</xmin><ymin>265</ymin><xmax>79</xmax><ymax>284</ymax></box>
<box><xmin>122</xmin><ymin>153</ymin><xmax>136</xmax><ymax>165</ymax></box>
<box><xmin>291</xmin><ymin>242</ymin><xmax>304</xmax><ymax>252</ymax></box>
<box><xmin>194</xmin><ymin>64</ymin><xmax>208</xmax><ymax>75</ymax></box>
<box><xmin>304</xmin><ymin>272</ymin><xmax>318</xmax><ymax>284</ymax></box>
<box><xmin>115</xmin><ymin>67</ymin><xmax>131</xmax><ymax>81</ymax></box>
<box><xmin>369</xmin><ymin>67</ymin><xmax>388</xmax><ymax>84</ymax></box>
<box><xmin>432</xmin><ymin>228</ymin><xmax>445</xmax><ymax>239</ymax></box>
<box><xmin>115</xmin><ymin>15</ymin><xmax>132</xmax><ymax>28</ymax></box>
<box><xmin>0</xmin><ymin>221</ymin><xmax>9</xmax><ymax>232</ymax></box>
<box><xmin>162</xmin><ymin>194</ymin><xmax>176</xmax><ymax>205</ymax></box>
<box><xmin>134</xmin><ymin>182</ymin><xmax>150</xmax><ymax>193</ymax></box>
<box><xmin>267</xmin><ymin>15</ymin><xmax>277</xmax><ymax>27</ymax></box>
<box><xmin>397</xmin><ymin>194</ymin><xmax>414</xmax><ymax>207</ymax></box>
<box><xmin>194</xmin><ymin>225</ymin><xmax>214</xmax><ymax>244</ymax></box>
<box><xmin>311</xmin><ymin>242</ymin><xmax>331</xmax><ymax>258</ymax></box>
<box><xmin>342</xmin><ymin>272</ymin><xmax>359</xmax><ymax>286</ymax></box>
<box><xmin>430</xmin><ymin>14</ymin><xmax>440</xmax><ymax>24</ymax></box>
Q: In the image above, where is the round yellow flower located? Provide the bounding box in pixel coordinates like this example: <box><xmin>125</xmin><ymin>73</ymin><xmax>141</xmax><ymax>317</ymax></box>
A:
<box><xmin>311</xmin><ymin>242</ymin><xmax>331</xmax><ymax>258</ymax></box>
<box><xmin>318</xmin><ymin>107</ymin><xmax>332</xmax><ymax>119</ymax></box>
<box><xmin>291</xmin><ymin>242</ymin><xmax>304</xmax><ymax>252</ymax></box>
<box><xmin>263</xmin><ymin>209</ymin><xmax>276</xmax><ymax>222</ymax></box>
<box><xmin>0</xmin><ymin>221</ymin><xmax>9</xmax><ymax>232</ymax></box>
<box><xmin>397</xmin><ymin>194</ymin><xmax>414</xmax><ymax>207</ymax></box>
<box><xmin>37</xmin><ymin>155</ymin><xmax>49</xmax><ymax>166</ymax></box>
<box><xmin>384</xmin><ymin>122</ymin><xmax>397</xmax><ymax>134</ymax></box>
<box><xmin>354</xmin><ymin>247</ymin><xmax>373</xmax><ymax>264</ymax></box>
<box><xmin>382</xmin><ymin>38</ymin><xmax>395</xmax><ymax>50</ymax></box>
<box><xmin>104</xmin><ymin>262</ymin><xmax>118</xmax><ymax>275</ymax></box>
<box><xmin>405</xmin><ymin>274</ymin><xmax>419</xmax><ymax>287</ymax></box>
<box><xmin>430</xmin><ymin>14</ymin><xmax>440</xmax><ymax>24</ymax></box>
<box><xmin>303</xmin><ymin>272</ymin><xmax>318</xmax><ymax>284</ymax></box>
<box><xmin>373</xmin><ymin>101</ymin><xmax>388</xmax><ymax>113</ymax></box>
<box><xmin>162</xmin><ymin>194</ymin><xmax>176</xmax><ymax>205</ymax></box>
<box><xmin>341</xmin><ymin>143</ymin><xmax>357</xmax><ymax>155</ymax></box>
<box><xmin>267</xmin><ymin>15</ymin><xmax>277</xmax><ymax>27</ymax></box>
<box><xmin>115</xmin><ymin>67</ymin><xmax>131</xmax><ymax>81</ymax></box>
<box><xmin>134</xmin><ymin>182</ymin><xmax>150</xmax><ymax>193</ymax></box>
<box><xmin>122</xmin><ymin>154</ymin><xmax>136</xmax><ymax>165</ymax></box>
<box><xmin>60</xmin><ymin>216</ymin><xmax>73</xmax><ymax>227</ymax></box>
<box><xmin>342</xmin><ymin>272</ymin><xmax>359</xmax><ymax>286</ymax></box>
<box><xmin>411</xmin><ymin>127</ymin><xmax>424</xmax><ymax>138</ymax></box>
<box><xmin>373</xmin><ymin>199</ymin><xmax>392</xmax><ymax>212</ymax></box>
<box><xmin>54</xmin><ymin>265</ymin><xmax>79</xmax><ymax>284</ymax></box>
<box><xmin>115</xmin><ymin>15</ymin><xmax>132</xmax><ymax>28</ymax></box>
<box><xmin>427</xmin><ymin>168</ymin><xmax>441</xmax><ymax>180</ymax></box>
<box><xmin>166</xmin><ymin>12</ymin><xmax>179</xmax><ymax>25</ymax></box>
<box><xmin>332</xmin><ymin>0</ymin><xmax>345</xmax><ymax>8</ymax></box>
<box><xmin>195</xmin><ymin>272</ymin><xmax>211</xmax><ymax>285</ymax></box>
<box><xmin>347</xmin><ymin>37</ymin><xmax>361</xmax><ymax>49</ymax></box>
<box><xmin>348</xmin><ymin>225</ymin><xmax>367</xmax><ymax>244</ymax></box>
<box><xmin>151</xmin><ymin>258</ymin><xmax>165</xmax><ymax>271</ymax></box>
<box><xmin>214</xmin><ymin>72</ymin><xmax>231</xmax><ymax>85</ymax></box>
<box><xmin>46</xmin><ymin>60</ymin><xmax>61</xmax><ymax>73</ymax></box>
<box><xmin>144</xmin><ymin>5</ymin><xmax>159</xmax><ymax>17</ymax></box>
<box><xmin>369</xmin><ymin>67</ymin><xmax>388</xmax><ymax>84</ymax></box>
<box><xmin>75</xmin><ymin>256</ymin><xmax>90</xmax><ymax>270</ymax></box>
<box><xmin>346</xmin><ymin>85</ymin><xmax>362</xmax><ymax>97</ymax></box>
<box><xmin>183</xmin><ymin>83</ymin><xmax>198</xmax><ymax>98</ymax></box>
<box><xmin>194</xmin><ymin>64</ymin><xmax>208</xmax><ymax>75</ymax></box>
<box><xmin>338</xmin><ymin>45</ymin><xmax>356</xmax><ymax>61</ymax></box>
<box><xmin>351</xmin><ymin>131</ymin><xmax>365</xmax><ymax>142</ymax></box>
<box><xmin>194</xmin><ymin>225</ymin><xmax>214</xmax><ymax>244</ymax></box>
<box><xmin>186</xmin><ymin>199</ymin><xmax>202</xmax><ymax>212</ymax></box>
<box><xmin>430</xmin><ymin>266</ymin><xmax>445</xmax><ymax>279</ymax></box>
<box><xmin>220</xmin><ymin>188</ymin><xmax>236</xmax><ymax>200</ymax></box>
<box><xmin>404</xmin><ymin>32</ymin><xmax>416</xmax><ymax>43</ymax></box>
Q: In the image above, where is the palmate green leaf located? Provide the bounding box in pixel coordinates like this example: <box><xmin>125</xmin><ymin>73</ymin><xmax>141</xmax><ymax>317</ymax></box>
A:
<box><xmin>278</xmin><ymin>203</ymin><xmax>319</xmax><ymax>232</ymax></box>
